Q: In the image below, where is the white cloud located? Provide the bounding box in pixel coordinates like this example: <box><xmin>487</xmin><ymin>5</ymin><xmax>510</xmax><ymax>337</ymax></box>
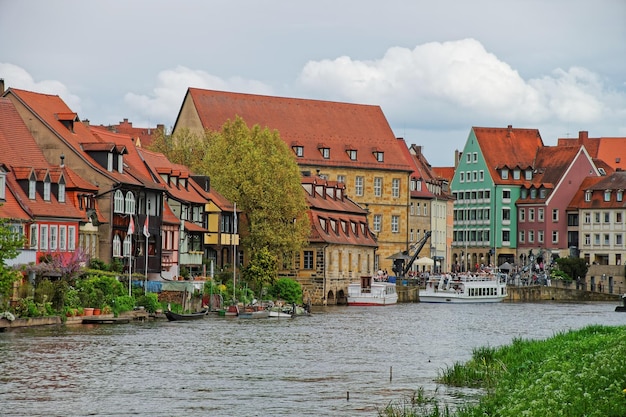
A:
<box><xmin>295</xmin><ymin>39</ymin><xmax>625</xmax><ymax>134</ymax></box>
<box><xmin>0</xmin><ymin>62</ymin><xmax>82</xmax><ymax>111</ymax></box>
<box><xmin>124</xmin><ymin>66</ymin><xmax>275</xmax><ymax>127</ymax></box>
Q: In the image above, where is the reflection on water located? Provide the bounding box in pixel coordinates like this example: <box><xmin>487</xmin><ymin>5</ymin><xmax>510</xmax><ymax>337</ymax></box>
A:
<box><xmin>1</xmin><ymin>302</ymin><xmax>624</xmax><ymax>416</ymax></box>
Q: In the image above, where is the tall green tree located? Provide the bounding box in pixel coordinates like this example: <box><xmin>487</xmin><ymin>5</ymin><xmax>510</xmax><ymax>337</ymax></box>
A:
<box><xmin>241</xmin><ymin>247</ymin><xmax>278</xmax><ymax>297</ymax></box>
<box><xmin>0</xmin><ymin>216</ymin><xmax>26</xmax><ymax>307</ymax></box>
<box><xmin>148</xmin><ymin>127</ymin><xmax>206</xmax><ymax>174</ymax></box>
<box><xmin>198</xmin><ymin>116</ymin><xmax>310</xmax><ymax>256</ymax></box>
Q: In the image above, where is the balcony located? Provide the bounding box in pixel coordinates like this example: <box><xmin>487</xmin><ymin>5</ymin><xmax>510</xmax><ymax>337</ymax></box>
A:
<box><xmin>180</xmin><ymin>251</ymin><xmax>203</xmax><ymax>266</ymax></box>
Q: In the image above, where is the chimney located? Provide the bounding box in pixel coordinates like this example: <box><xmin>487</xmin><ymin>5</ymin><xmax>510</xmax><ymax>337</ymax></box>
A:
<box><xmin>507</xmin><ymin>124</ymin><xmax>513</xmax><ymax>137</ymax></box>
<box><xmin>0</xmin><ymin>78</ymin><xmax>4</xmax><ymax>95</ymax></box>
<box><xmin>60</xmin><ymin>153</ymin><xmax>65</xmax><ymax>167</ymax></box>
<box><xmin>578</xmin><ymin>131</ymin><xmax>588</xmax><ymax>144</ymax></box>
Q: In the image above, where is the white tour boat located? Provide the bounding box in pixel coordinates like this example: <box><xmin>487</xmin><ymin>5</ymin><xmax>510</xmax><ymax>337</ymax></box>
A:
<box><xmin>347</xmin><ymin>276</ymin><xmax>398</xmax><ymax>306</ymax></box>
<box><xmin>419</xmin><ymin>272</ymin><xmax>507</xmax><ymax>303</ymax></box>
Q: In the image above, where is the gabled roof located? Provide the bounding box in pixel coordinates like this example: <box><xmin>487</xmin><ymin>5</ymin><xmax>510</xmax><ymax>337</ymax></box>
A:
<box><xmin>0</xmin><ymin>97</ymin><xmax>89</xmax><ymax>221</ymax></box>
<box><xmin>138</xmin><ymin>148</ymin><xmax>207</xmax><ymax>204</ymax></box>
<box><xmin>5</xmin><ymin>88</ymin><xmax>143</xmax><ymax>187</ymax></box>
<box><xmin>0</xmin><ymin>177</ymin><xmax>31</xmax><ymax>221</ymax></box>
<box><xmin>568</xmin><ymin>174</ymin><xmax>622</xmax><ymax>210</ymax></box>
<box><xmin>530</xmin><ymin>146</ymin><xmax>583</xmax><ymax>187</ymax></box>
<box><xmin>89</xmin><ymin>126</ymin><xmax>163</xmax><ymax>191</ymax></box>
<box><xmin>180</xmin><ymin>88</ymin><xmax>413</xmax><ymax>172</ymax></box>
<box><xmin>474</xmin><ymin>125</ymin><xmax>544</xmax><ymax>185</ymax></box>
<box><xmin>558</xmin><ymin>131</ymin><xmax>626</xmax><ymax>172</ymax></box>
<box><xmin>432</xmin><ymin>166</ymin><xmax>455</xmax><ymax>183</ymax></box>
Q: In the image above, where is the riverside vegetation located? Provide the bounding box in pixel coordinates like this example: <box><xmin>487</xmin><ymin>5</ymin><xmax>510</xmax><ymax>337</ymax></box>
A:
<box><xmin>379</xmin><ymin>325</ymin><xmax>626</xmax><ymax>417</ymax></box>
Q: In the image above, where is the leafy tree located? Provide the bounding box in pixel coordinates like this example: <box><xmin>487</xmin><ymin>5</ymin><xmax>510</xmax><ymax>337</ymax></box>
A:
<box><xmin>241</xmin><ymin>247</ymin><xmax>278</xmax><ymax>297</ymax></box>
<box><xmin>0</xmin><ymin>216</ymin><xmax>26</xmax><ymax>308</ymax></box>
<box><xmin>555</xmin><ymin>257</ymin><xmax>588</xmax><ymax>282</ymax></box>
<box><xmin>268</xmin><ymin>277</ymin><xmax>303</xmax><ymax>305</ymax></box>
<box><xmin>198</xmin><ymin>116</ymin><xmax>310</xmax><ymax>256</ymax></box>
<box><xmin>148</xmin><ymin>127</ymin><xmax>206</xmax><ymax>174</ymax></box>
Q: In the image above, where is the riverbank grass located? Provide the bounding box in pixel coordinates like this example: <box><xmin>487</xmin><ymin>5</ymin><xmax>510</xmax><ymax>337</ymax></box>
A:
<box><xmin>381</xmin><ymin>325</ymin><xmax>626</xmax><ymax>417</ymax></box>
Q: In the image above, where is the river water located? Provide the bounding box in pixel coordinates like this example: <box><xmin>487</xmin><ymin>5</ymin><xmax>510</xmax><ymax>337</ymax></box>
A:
<box><xmin>1</xmin><ymin>302</ymin><xmax>625</xmax><ymax>417</ymax></box>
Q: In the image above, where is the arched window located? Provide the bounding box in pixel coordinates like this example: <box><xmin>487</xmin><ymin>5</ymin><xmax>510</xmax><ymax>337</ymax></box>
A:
<box><xmin>123</xmin><ymin>235</ymin><xmax>132</xmax><ymax>257</ymax></box>
<box><xmin>114</xmin><ymin>190</ymin><xmax>124</xmax><ymax>213</ymax></box>
<box><xmin>125</xmin><ymin>191</ymin><xmax>136</xmax><ymax>214</ymax></box>
<box><xmin>113</xmin><ymin>235</ymin><xmax>122</xmax><ymax>257</ymax></box>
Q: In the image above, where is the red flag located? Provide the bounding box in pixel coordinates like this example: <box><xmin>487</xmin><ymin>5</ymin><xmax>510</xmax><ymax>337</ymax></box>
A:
<box><xmin>127</xmin><ymin>216</ymin><xmax>135</xmax><ymax>235</ymax></box>
<box><xmin>143</xmin><ymin>215</ymin><xmax>150</xmax><ymax>238</ymax></box>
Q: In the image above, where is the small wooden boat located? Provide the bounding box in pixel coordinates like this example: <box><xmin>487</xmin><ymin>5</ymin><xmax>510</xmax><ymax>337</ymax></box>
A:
<box><xmin>238</xmin><ymin>305</ymin><xmax>269</xmax><ymax>319</ymax></box>
<box><xmin>164</xmin><ymin>309</ymin><xmax>208</xmax><ymax>321</ymax></box>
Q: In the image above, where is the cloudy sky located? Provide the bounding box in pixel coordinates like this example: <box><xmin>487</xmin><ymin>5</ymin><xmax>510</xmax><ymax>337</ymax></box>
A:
<box><xmin>1</xmin><ymin>0</ymin><xmax>625</xmax><ymax>166</ymax></box>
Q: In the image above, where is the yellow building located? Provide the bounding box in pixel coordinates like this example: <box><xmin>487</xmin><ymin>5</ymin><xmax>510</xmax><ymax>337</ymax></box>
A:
<box><xmin>172</xmin><ymin>89</ymin><xmax>413</xmax><ymax>273</ymax></box>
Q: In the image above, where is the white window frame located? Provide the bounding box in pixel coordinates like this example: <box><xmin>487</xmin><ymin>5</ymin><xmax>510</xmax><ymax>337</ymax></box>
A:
<box><xmin>392</xmin><ymin>178</ymin><xmax>400</xmax><ymax>198</ymax></box>
<box><xmin>29</xmin><ymin>173</ymin><xmax>36</xmax><ymax>199</ymax></box>
<box><xmin>355</xmin><ymin>176</ymin><xmax>364</xmax><ymax>196</ymax></box>
<box><xmin>123</xmin><ymin>235</ymin><xmax>132</xmax><ymax>257</ymax></box>
<box><xmin>68</xmin><ymin>226</ymin><xmax>76</xmax><ymax>251</ymax></box>
<box><xmin>40</xmin><ymin>225</ymin><xmax>48</xmax><ymax>250</ymax></box>
<box><xmin>30</xmin><ymin>224</ymin><xmax>38</xmax><ymax>249</ymax></box>
<box><xmin>374</xmin><ymin>177</ymin><xmax>382</xmax><ymax>197</ymax></box>
<box><xmin>373</xmin><ymin>214</ymin><xmax>382</xmax><ymax>232</ymax></box>
<box><xmin>114</xmin><ymin>190</ymin><xmax>125</xmax><ymax>213</ymax></box>
<box><xmin>113</xmin><ymin>235</ymin><xmax>122</xmax><ymax>257</ymax></box>
<box><xmin>50</xmin><ymin>225</ymin><xmax>58</xmax><ymax>251</ymax></box>
<box><xmin>59</xmin><ymin>226</ymin><xmax>67</xmax><ymax>251</ymax></box>
<box><xmin>125</xmin><ymin>191</ymin><xmax>136</xmax><ymax>214</ymax></box>
<box><xmin>391</xmin><ymin>215</ymin><xmax>399</xmax><ymax>233</ymax></box>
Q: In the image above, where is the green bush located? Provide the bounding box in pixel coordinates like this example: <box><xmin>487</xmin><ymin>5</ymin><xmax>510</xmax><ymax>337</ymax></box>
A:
<box><xmin>136</xmin><ymin>293</ymin><xmax>160</xmax><ymax>313</ymax></box>
<box><xmin>268</xmin><ymin>277</ymin><xmax>302</xmax><ymax>304</ymax></box>
<box><xmin>112</xmin><ymin>295</ymin><xmax>135</xmax><ymax>315</ymax></box>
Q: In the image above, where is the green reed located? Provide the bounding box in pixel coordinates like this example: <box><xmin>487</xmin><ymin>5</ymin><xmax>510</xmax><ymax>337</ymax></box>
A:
<box><xmin>384</xmin><ymin>325</ymin><xmax>626</xmax><ymax>417</ymax></box>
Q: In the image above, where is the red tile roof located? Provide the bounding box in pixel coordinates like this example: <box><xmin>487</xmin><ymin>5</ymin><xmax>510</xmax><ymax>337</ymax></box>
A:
<box><xmin>137</xmin><ymin>148</ymin><xmax>207</xmax><ymax>204</ymax></box>
<box><xmin>181</xmin><ymin>88</ymin><xmax>413</xmax><ymax>172</ymax></box>
<box><xmin>302</xmin><ymin>176</ymin><xmax>377</xmax><ymax>247</ymax></box>
<box><xmin>473</xmin><ymin>125</ymin><xmax>544</xmax><ymax>185</ymax></box>
<box><xmin>0</xmin><ymin>97</ymin><xmax>88</xmax><ymax>221</ymax></box>
<box><xmin>6</xmin><ymin>89</ymin><xmax>144</xmax><ymax>187</ymax></box>
<box><xmin>558</xmin><ymin>131</ymin><xmax>626</xmax><ymax>172</ymax></box>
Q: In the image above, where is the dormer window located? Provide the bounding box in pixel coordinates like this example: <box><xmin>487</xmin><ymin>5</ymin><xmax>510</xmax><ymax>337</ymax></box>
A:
<box><xmin>373</xmin><ymin>151</ymin><xmax>384</xmax><ymax>162</ymax></box>
<box><xmin>318</xmin><ymin>145</ymin><xmax>330</xmax><ymax>159</ymax></box>
<box><xmin>618</xmin><ymin>190</ymin><xmax>623</xmax><ymax>202</ymax></box>
<box><xmin>58</xmin><ymin>176</ymin><xmax>66</xmax><ymax>203</ymax></box>
<box><xmin>501</xmin><ymin>169</ymin><xmax>509</xmax><ymax>180</ymax></box>
<box><xmin>530</xmin><ymin>188</ymin><xmax>537</xmax><ymax>199</ymax></box>
<box><xmin>513</xmin><ymin>169</ymin><xmax>520</xmax><ymax>180</ymax></box>
<box><xmin>584</xmin><ymin>190</ymin><xmax>592</xmax><ymax>202</ymax></box>
<box><xmin>292</xmin><ymin>145</ymin><xmax>304</xmax><ymax>157</ymax></box>
<box><xmin>107</xmin><ymin>152</ymin><xmax>113</xmax><ymax>171</ymax></box>
<box><xmin>319</xmin><ymin>217</ymin><xmax>327</xmax><ymax>233</ymax></box>
<box><xmin>520</xmin><ymin>188</ymin><xmax>528</xmax><ymax>199</ymax></box>
<box><xmin>525</xmin><ymin>170</ymin><xmax>533</xmax><ymax>180</ymax></box>
<box><xmin>56</xmin><ymin>112</ymin><xmax>77</xmax><ymax>133</ymax></box>
<box><xmin>346</xmin><ymin>146</ymin><xmax>357</xmax><ymax>160</ymax></box>
<box><xmin>43</xmin><ymin>173</ymin><xmax>51</xmax><ymax>201</ymax></box>
<box><xmin>604</xmin><ymin>190</ymin><xmax>612</xmax><ymax>202</ymax></box>
<box><xmin>117</xmin><ymin>154</ymin><xmax>123</xmax><ymax>173</ymax></box>
<box><xmin>29</xmin><ymin>172</ymin><xmax>36</xmax><ymax>200</ymax></box>
<box><xmin>539</xmin><ymin>188</ymin><xmax>547</xmax><ymax>199</ymax></box>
